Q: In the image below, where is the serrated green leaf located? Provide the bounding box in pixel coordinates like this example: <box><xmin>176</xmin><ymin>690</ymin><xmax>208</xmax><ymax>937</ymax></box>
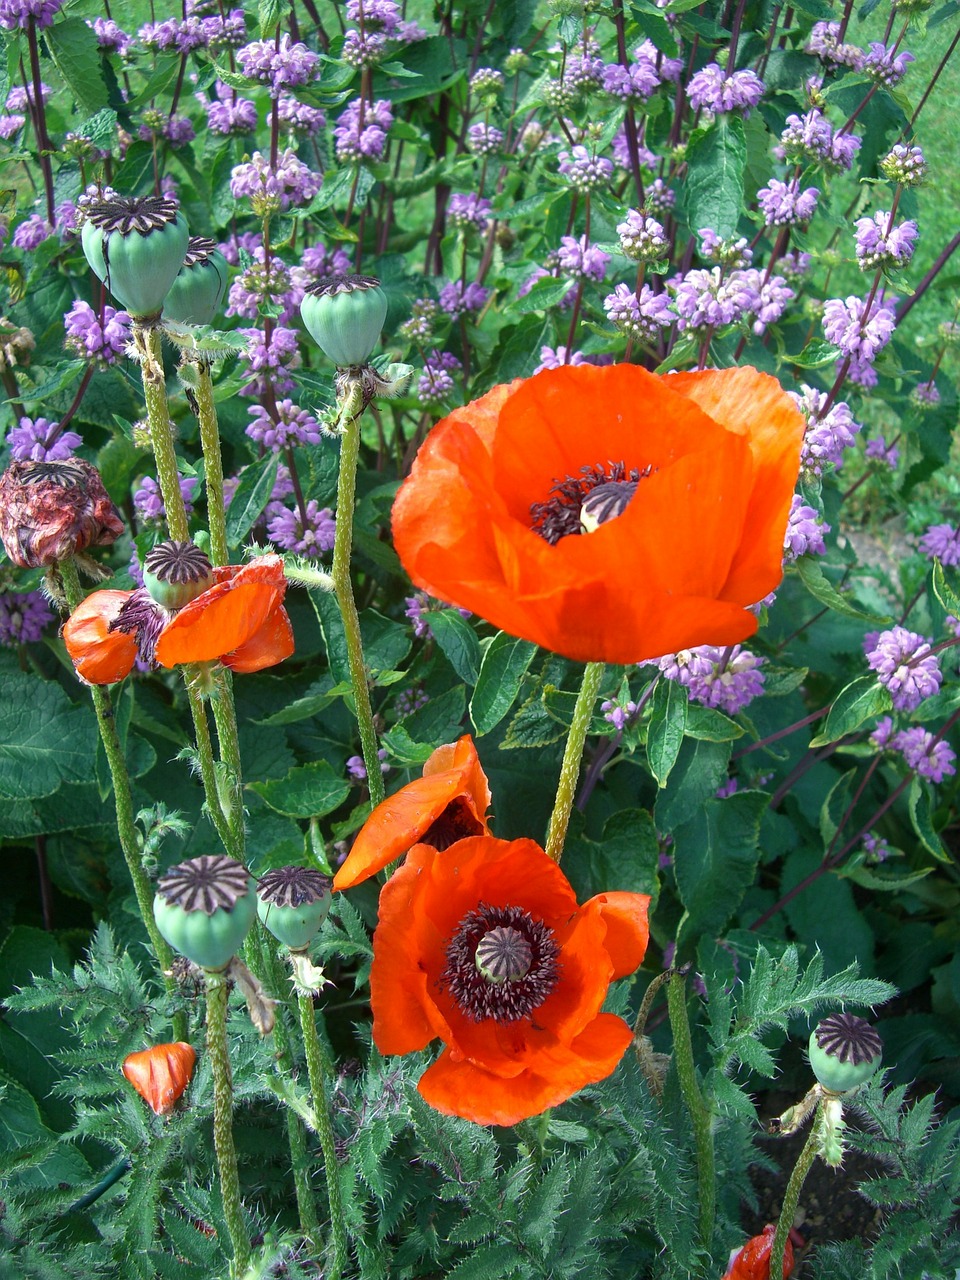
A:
<box><xmin>675</xmin><ymin>792</ymin><xmax>766</xmax><ymax>948</ymax></box>
<box><xmin>931</xmin><ymin>558</ymin><xmax>960</xmax><ymax>616</ymax></box>
<box><xmin>788</xmin><ymin>339</ymin><xmax>842</xmax><ymax>368</ymax></box>
<box><xmin>44</xmin><ymin>18</ymin><xmax>109</xmax><ymax>114</ymax></box>
<box><xmin>225</xmin><ymin>450</ymin><xmax>279</xmax><ymax>546</ymax></box>
<box><xmin>0</xmin><ymin>671</ymin><xmax>97</xmax><ymax>800</ymax></box>
<box><xmin>647</xmin><ymin>677</ymin><xmax>687</xmax><ymax>787</ymax></box>
<box><xmin>428</xmin><ymin>609</ymin><xmax>481</xmax><ymax>685</ymax></box>
<box><xmin>810</xmin><ymin>675</ymin><xmax>892</xmax><ymax>747</ymax></box>
<box><xmin>793</xmin><ymin>557</ymin><xmax>891</xmax><ymax>623</ymax></box>
<box><xmin>907</xmin><ymin>776</ymin><xmax>951</xmax><ymax>862</ymax></box>
<box><xmin>470</xmin><ymin>633</ymin><xmax>537</xmax><ymax>735</ymax></box>
<box><xmin>248</xmin><ymin>761</ymin><xmax>350</xmax><ymax>818</ymax></box>
<box><xmin>258</xmin><ymin>0</ymin><xmax>281</xmax><ymax>36</ymax></box>
<box><xmin>682</xmin><ymin>115</ymin><xmax>745</xmax><ymax>240</ymax></box>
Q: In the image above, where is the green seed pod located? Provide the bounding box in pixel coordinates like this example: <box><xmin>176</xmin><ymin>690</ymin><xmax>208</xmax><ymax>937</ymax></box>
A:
<box><xmin>300</xmin><ymin>274</ymin><xmax>388</xmax><ymax>368</ymax></box>
<box><xmin>154</xmin><ymin>854</ymin><xmax>257</xmax><ymax>971</ymax></box>
<box><xmin>257</xmin><ymin>865</ymin><xmax>332</xmax><ymax>950</ymax></box>
<box><xmin>81</xmin><ymin>194</ymin><xmax>189</xmax><ymax>319</ymax></box>
<box><xmin>141</xmin><ymin>540</ymin><xmax>215</xmax><ymax>611</ymax></box>
<box><xmin>808</xmin><ymin>1012</ymin><xmax>882</xmax><ymax>1093</ymax></box>
<box><xmin>163</xmin><ymin>237</ymin><xmax>229</xmax><ymax>326</ymax></box>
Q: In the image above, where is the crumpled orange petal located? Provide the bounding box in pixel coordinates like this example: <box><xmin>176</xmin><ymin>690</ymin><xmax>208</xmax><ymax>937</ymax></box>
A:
<box><xmin>122</xmin><ymin>1041</ymin><xmax>197</xmax><ymax>1115</ymax></box>
<box><xmin>155</xmin><ymin>555</ymin><xmax>288</xmax><ymax>667</ymax></box>
<box><xmin>62</xmin><ymin>589</ymin><xmax>139</xmax><ymax>684</ymax></box>
<box><xmin>370</xmin><ymin>834</ymin><xmax>650</xmax><ymax>1125</ymax></box>
<box><xmin>722</xmin><ymin>1224</ymin><xmax>794</xmax><ymax>1280</ymax></box>
<box><xmin>333</xmin><ymin>735</ymin><xmax>492</xmax><ymax>891</ymax></box>
<box><xmin>392</xmin><ymin>364</ymin><xmax>805</xmax><ymax>664</ymax></box>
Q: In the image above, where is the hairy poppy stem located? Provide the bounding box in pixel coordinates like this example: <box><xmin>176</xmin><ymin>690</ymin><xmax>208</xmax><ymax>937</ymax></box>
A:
<box><xmin>59</xmin><ymin>558</ymin><xmax>185</xmax><ymax>1042</ymax></box>
<box><xmin>133</xmin><ymin>322</ymin><xmax>190</xmax><ymax>543</ymax></box>
<box><xmin>209</xmin><ymin>667</ymin><xmax>247</xmax><ymax>860</ymax></box>
<box><xmin>191</xmin><ymin>359</ymin><xmax>229</xmax><ymax>567</ymax></box>
<box><xmin>331</xmin><ymin>410</ymin><xmax>386</xmax><ymax>807</ymax></box>
<box><xmin>204</xmin><ymin>969</ymin><xmax>251</xmax><ymax>1275</ymax></box>
<box><xmin>666</xmin><ymin>969</ymin><xmax>715</xmax><ymax>1251</ymax></box>
<box><xmin>181</xmin><ymin>668</ymin><xmax>236</xmax><ymax>857</ymax></box>
<box><xmin>770</xmin><ymin>1100</ymin><xmax>822</xmax><ymax>1279</ymax></box>
<box><xmin>544</xmin><ymin>661</ymin><xmax>604</xmax><ymax>862</ymax></box>
<box><xmin>297</xmin><ymin>990</ymin><xmax>349</xmax><ymax>1279</ymax></box>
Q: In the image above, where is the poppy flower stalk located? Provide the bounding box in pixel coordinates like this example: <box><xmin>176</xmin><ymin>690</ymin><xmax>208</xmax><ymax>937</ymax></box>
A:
<box><xmin>544</xmin><ymin>659</ymin><xmax>604</xmax><ymax>863</ymax></box>
<box><xmin>667</xmin><ymin>968</ymin><xmax>716</xmax><ymax>1249</ymax></box>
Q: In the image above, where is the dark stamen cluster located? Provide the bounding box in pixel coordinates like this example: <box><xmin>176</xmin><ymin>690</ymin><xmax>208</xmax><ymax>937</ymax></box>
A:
<box><xmin>305</xmin><ymin>273</ymin><xmax>381</xmax><ymax>297</ymax></box>
<box><xmin>530</xmin><ymin>461</ymin><xmax>650</xmax><ymax>545</ymax></box>
<box><xmin>813</xmin><ymin>1013</ymin><xmax>883</xmax><ymax>1065</ymax></box>
<box><xmin>182</xmin><ymin>236</ymin><xmax>219</xmax><ymax>267</ymax></box>
<box><xmin>108</xmin><ymin>589</ymin><xmax>166</xmax><ymax>664</ymax></box>
<box><xmin>442</xmin><ymin>903</ymin><xmax>561</xmax><ymax>1023</ymax></box>
<box><xmin>145</xmin><ymin>540</ymin><xmax>213</xmax><ymax>585</ymax></box>
<box><xmin>421</xmin><ymin>796</ymin><xmax>485</xmax><ymax>851</ymax></box>
<box><xmin>156</xmin><ymin>854</ymin><xmax>250</xmax><ymax>915</ymax></box>
<box><xmin>258</xmin><ymin>865</ymin><xmax>332</xmax><ymax>908</ymax></box>
<box><xmin>84</xmin><ymin>194</ymin><xmax>181</xmax><ymax>236</ymax></box>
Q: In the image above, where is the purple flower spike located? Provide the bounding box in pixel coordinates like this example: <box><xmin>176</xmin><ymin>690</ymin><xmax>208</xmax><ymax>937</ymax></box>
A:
<box><xmin>865</xmin><ymin>626</ymin><xmax>942</xmax><ymax>712</ymax></box>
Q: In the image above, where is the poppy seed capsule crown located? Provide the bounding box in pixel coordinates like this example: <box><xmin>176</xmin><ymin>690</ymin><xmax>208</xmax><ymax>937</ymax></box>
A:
<box><xmin>808</xmin><ymin>1012</ymin><xmax>882</xmax><ymax>1092</ymax></box>
<box><xmin>300</xmin><ymin>273</ymin><xmax>388</xmax><ymax>367</ymax></box>
<box><xmin>141</xmin><ymin>540</ymin><xmax>215</xmax><ymax>610</ymax></box>
<box><xmin>163</xmin><ymin>236</ymin><xmax>229</xmax><ymax>326</ymax></box>
<box><xmin>257</xmin><ymin>865</ymin><xmax>333</xmax><ymax>950</ymax></box>
<box><xmin>0</xmin><ymin>458</ymin><xmax>124</xmax><ymax>568</ymax></box>
<box><xmin>153</xmin><ymin>854</ymin><xmax>257</xmax><ymax>971</ymax></box>
<box><xmin>81</xmin><ymin>193</ymin><xmax>189</xmax><ymax>319</ymax></box>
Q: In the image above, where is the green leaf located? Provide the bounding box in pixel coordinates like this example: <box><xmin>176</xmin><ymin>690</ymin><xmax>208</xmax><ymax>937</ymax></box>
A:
<box><xmin>931</xmin><ymin>558</ymin><xmax>960</xmax><ymax>616</ymax></box>
<box><xmin>399</xmin><ymin>685</ymin><xmax>466</xmax><ymax>748</ymax></box>
<box><xmin>598</xmin><ymin>809</ymin><xmax>661</xmax><ymax>905</ymax></box>
<box><xmin>684</xmin><ymin>704</ymin><xmax>743</xmax><ymax>741</ymax></box>
<box><xmin>0</xmin><ymin>670</ymin><xmax>97</xmax><ymax>800</ymax></box>
<box><xmin>793</xmin><ymin>557</ymin><xmax>891</xmax><ymax>623</ymax></box>
<box><xmin>675</xmin><ymin>792</ymin><xmax>767</xmax><ymax>948</ymax></box>
<box><xmin>514</xmin><ymin>275</ymin><xmax>575</xmax><ymax>314</ymax></box>
<box><xmin>44</xmin><ymin>18</ymin><xmax>109</xmax><ymax>114</ymax></box>
<box><xmin>258</xmin><ymin>0</ymin><xmax>281</xmax><ymax>37</ymax></box>
<box><xmin>810</xmin><ymin>675</ymin><xmax>892</xmax><ymax>747</ymax></box>
<box><xmin>470</xmin><ymin>633</ymin><xmax>537</xmax><ymax>736</ymax></box>
<box><xmin>248</xmin><ymin>761</ymin><xmax>350</xmax><ymax>818</ymax></box>
<box><xmin>225</xmin><ymin>450</ymin><xmax>279</xmax><ymax>547</ymax></box>
<box><xmin>646</xmin><ymin>677</ymin><xmax>688</xmax><ymax>788</ymax></box>
<box><xmin>907</xmin><ymin>777</ymin><xmax>951</xmax><ymax>862</ymax></box>
<box><xmin>788</xmin><ymin>339</ymin><xmax>842</xmax><ymax>368</ymax></box>
<box><xmin>682</xmin><ymin>115</ymin><xmax>745</xmax><ymax>240</ymax></box>
<box><xmin>428</xmin><ymin>609</ymin><xmax>481</xmax><ymax>685</ymax></box>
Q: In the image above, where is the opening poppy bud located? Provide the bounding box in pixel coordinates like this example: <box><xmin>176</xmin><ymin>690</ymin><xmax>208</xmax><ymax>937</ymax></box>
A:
<box><xmin>808</xmin><ymin>1012</ymin><xmax>882</xmax><ymax>1093</ymax></box>
<box><xmin>122</xmin><ymin>1041</ymin><xmax>196</xmax><ymax>1115</ymax></box>
<box><xmin>256</xmin><ymin>865</ymin><xmax>332</xmax><ymax>950</ymax></box>
<box><xmin>153</xmin><ymin>854</ymin><xmax>257</xmax><ymax>971</ymax></box>
<box><xmin>0</xmin><ymin>458</ymin><xmax>124</xmax><ymax>569</ymax></box>
<box><xmin>141</xmin><ymin>540</ymin><xmax>215</xmax><ymax>610</ymax></box>
<box><xmin>80</xmin><ymin>193</ymin><xmax>189</xmax><ymax>319</ymax></box>
<box><xmin>474</xmin><ymin>926</ymin><xmax>533</xmax><ymax>984</ymax></box>
<box><xmin>163</xmin><ymin>236</ymin><xmax>229</xmax><ymax>326</ymax></box>
<box><xmin>300</xmin><ymin>273</ymin><xmax>388</xmax><ymax>368</ymax></box>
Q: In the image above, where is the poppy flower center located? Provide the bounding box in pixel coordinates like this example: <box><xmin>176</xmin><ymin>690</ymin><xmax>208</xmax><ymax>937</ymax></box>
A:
<box><xmin>529</xmin><ymin>461</ymin><xmax>650</xmax><ymax>545</ymax></box>
<box><xmin>108</xmin><ymin>588</ymin><xmax>168</xmax><ymax>665</ymax></box>
<box><xmin>421</xmin><ymin>796</ymin><xmax>486</xmax><ymax>851</ymax></box>
<box><xmin>442</xmin><ymin>903</ymin><xmax>561</xmax><ymax>1023</ymax></box>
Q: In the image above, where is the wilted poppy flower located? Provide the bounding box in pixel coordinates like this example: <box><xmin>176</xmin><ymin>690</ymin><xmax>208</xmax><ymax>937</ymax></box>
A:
<box><xmin>392</xmin><ymin>364</ymin><xmax>805</xmax><ymax>664</ymax></box>
<box><xmin>122</xmin><ymin>1041</ymin><xmax>197</xmax><ymax>1115</ymax></box>
<box><xmin>721</xmin><ymin>1225</ymin><xmax>795</xmax><ymax>1279</ymax></box>
<box><xmin>63</xmin><ymin>552</ymin><xmax>293</xmax><ymax>684</ymax></box>
<box><xmin>0</xmin><ymin>458</ymin><xmax>124</xmax><ymax>569</ymax></box>
<box><xmin>370</xmin><ymin>834</ymin><xmax>650</xmax><ymax>1126</ymax></box>
<box><xmin>333</xmin><ymin>734</ymin><xmax>491</xmax><ymax>891</ymax></box>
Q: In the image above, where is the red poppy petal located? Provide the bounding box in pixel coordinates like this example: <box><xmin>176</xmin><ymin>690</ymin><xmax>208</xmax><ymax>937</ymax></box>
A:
<box><xmin>418</xmin><ymin>1013</ymin><xmax>632</xmax><ymax>1126</ymax></box>
<box><xmin>222</xmin><ymin>605</ymin><xmax>294</xmax><ymax>673</ymax></box>
<box><xmin>580</xmin><ymin>892</ymin><xmax>650</xmax><ymax>979</ymax></box>
<box><xmin>155</xmin><ymin>580</ymin><xmax>282</xmax><ymax>666</ymax></box>
<box><xmin>62</xmin><ymin>590</ymin><xmax>139</xmax><ymax>684</ymax></box>
<box><xmin>122</xmin><ymin>1041</ymin><xmax>197</xmax><ymax>1114</ymax></box>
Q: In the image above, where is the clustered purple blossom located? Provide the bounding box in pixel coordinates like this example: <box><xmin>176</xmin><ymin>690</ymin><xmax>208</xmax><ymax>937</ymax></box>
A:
<box><xmin>227</xmin><ymin>253</ymin><xmax>301</xmax><ymax>323</ymax></box>
<box><xmin>237</xmin><ymin>35</ymin><xmax>319</xmax><ymax>95</ymax></box>
<box><xmin>880</xmin><ymin>143</ymin><xmax>926</xmax><ymax>187</ymax></box>
<box><xmin>470</xmin><ymin>67</ymin><xmax>504</xmax><ymax>96</ymax></box>
<box><xmin>793</xmin><ymin>386</ymin><xmax>861</xmax><ymax>475</ymax></box>
<box><xmin>699</xmin><ymin>229</ymin><xmax>752</xmax><ymax>268</ymax></box>
<box><xmin>0</xmin><ymin>590</ymin><xmax>53</xmax><ymax>646</ymax></box>
<box><xmin>687</xmin><ymin>64</ymin><xmax>764</xmax><ymax>115</ymax></box>
<box><xmin>247</xmin><ymin>400</ymin><xmax>321</xmax><ymax>451</ymax></box>
<box><xmin>865</xmin><ymin>435</ymin><xmax>900</xmax><ymax>470</ymax></box>
<box><xmin>7</xmin><ymin>415</ymin><xmax>81</xmax><ymax>461</ymax></box>
<box><xmin>438</xmin><ymin>280</ymin><xmax>490</xmax><ymax>318</ymax></box>
<box><xmin>863</xmin><ymin>41</ymin><xmax>914</xmax><ymax>87</ymax></box>
<box><xmin>300</xmin><ymin>242</ymin><xmax>353</xmax><ymax>279</ymax></box>
<box><xmin>643</xmin><ymin>178</ymin><xmax>676</xmax><ymax>217</ymax></box>
<box><xmin>617</xmin><ymin>210</ymin><xmax>668</xmax><ymax>262</ymax></box>
<box><xmin>872</xmin><ymin>718</ymin><xmax>956</xmax><ymax>784</ymax></box>
<box><xmin>862</xmin><ymin>831</ymin><xmax>892</xmax><ymax>862</ymax></box>
<box><xmin>64</xmin><ymin>300</ymin><xmax>131</xmax><ymax>365</ymax></box>
<box><xmin>822</xmin><ymin>292</ymin><xmax>897</xmax><ymax>385</ymax></box>
<box><xmin>467</xmin><ymin>123</ymin><xmax>503</xmax><ymax>155</ymax></box>
<box><xmin>91</xmin><ymin>16</ymin><xmax>132</xmax><ymax>53</ymax></box>
<box><xmin>12</xmin><ymin>214</ymin><xmax>52</xmax><ymax>252</ymax></box>
<box><xmin>601</xmin><ymin>57</ymin><xmax>659</xmax><ymax>100</ymax></box>
<box><xmin>342</xmin><ymin>0</ymin><xmax>426</xmax><ymax>66</ymax></box>
<box><xmin>334</xmin><ymin>98</ymin><xmax>393</xmax><ymax>163</ymax></box>
<box><xmin>0</xmin><ymin>112</ymin><xmax>24</xmax><ymax>139</ymax></box>
<box><xmin>0</xmin><ymin>0</ymin><xmax>63</xmax><ymax>29</ymax></box>
<box><xmin>6</xmin><ymin>83</ymin><xmax>51</xmax><ymax>110</ymax></box>
<box><xmin>535</xmin><ymin>346</ymin><xmax>613</xmax><ymax>372</ymax></box>
<box><xmin>783</xmin><ymin>494</ymin><xmax>829</xmax><ymax>560</ymax></box>
<box><xmin>417</xmin><ymin>351</ymin><xmax>462</xmax><ymax>404</ymax></box>
<box><xmin>603</xmin><ymin>283</ymin><xmax>673</xmax><ymax>342</ymax></box>
<box><xmin>919</xmin><ymin>522</ymin><xmax>960</xmax><ymax>566</ymax></box>
<box><xmin>204</xmin><ymin>82</ymin><xmax>258</xmax><ymax>135</ymax></box>
<box><xmin>757</xmin><ymin>178</ymin><xmax>819</xmax><ymax>226</ymax></box>
<box><xmin>347</xmin><ymin>748</ymin><xmax>389</xmax><ymax>780</ymax></box>
<box><xmin>399</xmin><ymin>298</ymin><xmax>438</xmax><ymax>342</ymax></box>
<box><xmin>656</xmin><ymin>644</ymin><xmax>765</xmax><ymax>716</ymax></box>
<box><xmin>806</xmin><ymin>21</ymin><xmax>863</xmax><ymax>69</ymax></box>
<box><xmin>557</xmin><ymin>145</ymin><xmax>614</xmax><ymax>193</ymax></box>
<box><xmin>267</xmin><ymin>500</ymin><xmax>336</xmax><ymax>558</ymax></box>
<box><xmin>671</xmin><ymin>267</ymin><xmax>758</xmax><ymax>332</ymax></box>
<box><xmin>395</xmin><ymin>686</ymin><xmax>429</xmax><ymax>718</ymax></box>
<box><xmin>601</xmin><ymin>697</ymin><xmax>638</xmax><ymax>732</ymax></box>
<box><xmin>865</xmin><ymin>626</ymin><xmax>942</xmax><ymax>712</ymax></box>
<box><xmin>557</xmin><ymin>235</ymin><xmax>610</xmax><ymax>282</ymax></box>
<box><xmin>912</xmin><ymin>380</ymin><xmax>940</xmax><ymax>408</ymax></box>
<box><xmin>448</xmin><ymin>192</ymin><xmax>492</xmax><ymax>232</ymax></box>
<box><xmin>779</xmin><ymin>109</ymin><xmax>861</xmax><ymax>172</ymax></box>
<box><xmin>611</xmin><ymin>128</ymin><xmax>657</xmax><ymax>173</ymax></box>
<box><xmin>230</xmin><ymin>149</ymin><xmax>322</xmax><ymax>212</ymax></box>
<box><xmin>279</xmin><ymin>94</ymin><xmax>326</xmax><ymax>136</ymax></box>
<box><xmin>854</xmin><ymin>211</ymin><xmax>918</xmax><ymax>270</ymax></box>
<box><xmin>404</xmin><ymin>592</ymin><xmax>470</xmax><ymax>639</ymax></box>
<box><xmin>134</xmin><ymin>475</ymin><xmax>198</xmax><ymax>526</ymax></box>
<box><xmin>239</xmin><ymin>326</ymin><xmax>301</xmax><ymax>396</ymax></box>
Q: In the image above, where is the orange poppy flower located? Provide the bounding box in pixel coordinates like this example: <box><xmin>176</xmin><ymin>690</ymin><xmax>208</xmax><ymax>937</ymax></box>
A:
<box><xmin>122</xmin><ymin>1041</ymin><xmax>197</xmax><ymax>1115</ymax></box>
<box><xmin>721</xmin><ymin>1225</ymin><xmax>795</xmax><ymax>1280</ymax></box>
<box><xmin>333</xmin><ymin>734</ymin><xmax>492</xmax><ymax>891</ymax></box>
<box><xmin>370</xmin><ymin>834</ymin><xmax>650</xmax><ymax>1126</ymax></box>
<box><xmin>63</xmin><ymin>555</ymin><xmax>294</xmax><ymax>684</ymax></box>
<box><xmin>392</xmin><ymin>364</ymin><xmax>805</xmax><ymax>664</ymax></box>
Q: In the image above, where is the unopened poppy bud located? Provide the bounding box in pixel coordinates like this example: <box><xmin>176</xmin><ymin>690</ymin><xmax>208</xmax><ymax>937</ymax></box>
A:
<box><xmin>300</xmin><ymin>273</ymin><xmax>388</xmax><ymax>368</ymax></box>
<box><xmin>81</xmin><ymin>193</ymin><xmax>189</xmax><ymax>319</ymax></box>
<box><xmin>122</xmin><ymin>1041</ymin><xmax>196</xmax><ymax>1115</ymax></box>
<box><xmin>0</xmin><ymin>458</ymin><xmax>124</xmax><ymax>568</ymax></box>
<box><xmin>153</xmin><ymin>854</ymin><xmax>257</xmax><ymax>971</ymax></box>
<box><xmin>808</xmin><ymin>1012</ymin><xmax>882</xmax><ymax>1093</ymax></box>
<box><xmin>257</xmin><ymin>865</ymin><xmax>332</xmax><ymax>950</ymax></box>
<box><xmin>163</xmin><ymin>236</ymin><xmax>228</xmax><ymax>326</ymax></box>
<box><xmin>142</xmin><ymin>540</ymin><xmax>215</xmax><ymax>610</ymax></box>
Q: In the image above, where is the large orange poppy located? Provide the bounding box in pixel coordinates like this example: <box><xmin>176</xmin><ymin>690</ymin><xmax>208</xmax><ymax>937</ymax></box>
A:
<box><xmin>63</xmin><ymin>555</ymin><xmax>294</xmax><ymax>684</ymax></box>
<box><xmin>370</xmin><ymin>834</ymin><xmax>650</xmax><ymax>1126</ymax></box>
<box><xmin>392</xmin><ymin>364</ymin><xmax>805</xmax><ymax>664</ymax></box>
<box><xmin>333</xmin><ymin>735</ymin><xmax>491</xmax><ymax>891</ymax></box>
